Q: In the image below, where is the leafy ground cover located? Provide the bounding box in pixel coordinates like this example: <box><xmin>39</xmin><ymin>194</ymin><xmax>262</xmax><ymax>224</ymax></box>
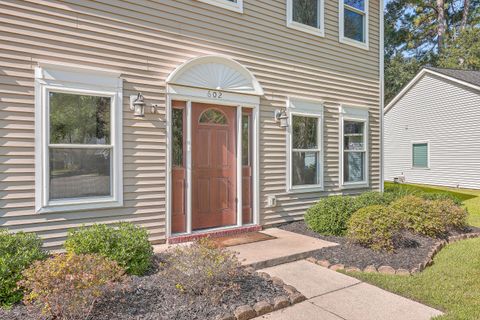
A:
<box><xmin>348</xmin><ymin>183</ymin><xmax>480</xmax><ymax>320</ymax></box>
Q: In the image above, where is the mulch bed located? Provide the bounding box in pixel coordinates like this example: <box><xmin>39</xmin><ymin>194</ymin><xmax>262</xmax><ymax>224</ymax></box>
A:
<box><xmin>279</xmin><ymin>221</ymin><xmax>480</xmax><ymax>270</ymax></box>
<box><xmin>0</xmin><ymin>255</ymin><xmax>288</xmax><ymax>320</ymax></box>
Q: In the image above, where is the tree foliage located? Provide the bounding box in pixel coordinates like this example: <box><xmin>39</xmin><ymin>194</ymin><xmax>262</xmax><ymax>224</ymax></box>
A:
<box><xmin>384</xmin><ymin>0</ymin><xmax>480</xmax><ymax>104</ymax></box>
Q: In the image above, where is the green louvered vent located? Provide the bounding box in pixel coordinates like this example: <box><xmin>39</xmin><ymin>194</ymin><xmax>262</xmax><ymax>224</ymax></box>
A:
<box><xmin>412</xmin><ymin>143</ymin><xmax>428</xmax><ymax>168</ymax></box>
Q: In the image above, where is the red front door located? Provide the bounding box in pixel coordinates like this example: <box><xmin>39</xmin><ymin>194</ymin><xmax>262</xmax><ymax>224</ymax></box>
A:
<box><xmin>191</xmin><ymin>103</ymin><xmax>237</xmax><ymax>230</ymax></box>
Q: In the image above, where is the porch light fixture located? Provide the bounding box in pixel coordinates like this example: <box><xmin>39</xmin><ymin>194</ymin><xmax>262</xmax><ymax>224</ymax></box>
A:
<box><xmin>130</xmin><ymin>92</ymin><xmax>146</xmax><ymax>117</ymax></box>
<box><xmin>274</xmin><ymin>108</ymin><xmax>288</xmax><ymax>128</ymax></box>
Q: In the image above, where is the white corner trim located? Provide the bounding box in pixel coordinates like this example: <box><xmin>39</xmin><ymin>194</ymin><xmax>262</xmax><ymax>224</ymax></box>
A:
<box><xmin>196</xmin><ymin>0</ymin><xmax>243</xmax><ymax>13</ymax></box>
<box><xmin>286</xmin><ymin>0</ymin><xmax>325</xmax><ymax>37</ymax></box>
<box><xmin>34</xmin><ymin>65</ymin><xmax>123</xmax><ymax>213</ymax></box>
<box><xmin>338</xmin><ymin>0</ymin><xmax>369</xmax><ymax>51</ymax></box>
<box><xmin>379</xmin><ymin>0</ymin><xmax>384</xmax><ymax>192</ymax></box>
<box><xmin>385</xmin><ymin>68</ymin><xmax>480</xmax><ymax>113</ymax></box>
<box><xmin>286</xmin><ymin>97</ymin><xmax>324</xmax><ymax>193</ymax></box>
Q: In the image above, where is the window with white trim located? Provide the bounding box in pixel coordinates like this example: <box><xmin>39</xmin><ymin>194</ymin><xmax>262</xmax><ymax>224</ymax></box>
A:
<box><xmin>340</xmin><ymin>106</ymin><xmax>368</xmax><ymax>187</ymax></box>
<box><xmin>340</xmin><ymin>0</ymin><xmax>369</xmax><ymax>49</ymax></box>
<box><xmin>287</xmin><ymin>98</ymin><xmax>323</xmax><ymax>191</ymax></box>
<box><xmin>35</xmin><ymin>65</ymin><xmax>123</xmax><ymax>213</ymax></box>
<box><xmin>287</xmin><ymin>0</ymin><xmax>325</xmax><ymax>36</ymax></box>
<box><xmin>197</xmin><ymin>0</ymin><xmax>243</xmax><ymax>13</ymax></box>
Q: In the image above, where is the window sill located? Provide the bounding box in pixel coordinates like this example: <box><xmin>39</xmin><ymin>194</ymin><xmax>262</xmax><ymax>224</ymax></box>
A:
<box><xmin>286</xmin><ymin>185</ymin><xmax>324</xmax><ymax>194</ymax></box>
<box><xmin>287</xmin><ymin>21</ymin><xmax>325</xmax><ymax>37</ymax></box>
<box><xmin>411</xmin><ymin>167</ymin><xmax>430</xmax><ymax>170</ymax></box>
<box><xmin>36</xmin><ymin>198</ymin><xmax>123</xmax><ymax>214</ymax></box>
<box><xmin>196</xmin><ymin>0</ymin><xmax>243</xmax><ymax>13</ymax></box>
<box><xmin>339</xmin><ymin>36</ymin><xmax>369</xmax><ymax>50</ymax></box>
<box><xmin>341</xmin><ymin>182</ymin><xmax>369</xmax><ymax>190</ymax></box>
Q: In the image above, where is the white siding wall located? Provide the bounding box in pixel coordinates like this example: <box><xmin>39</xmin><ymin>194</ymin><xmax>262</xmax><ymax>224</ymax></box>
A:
<box><xmin>385</xmin><ymin>73</ymin><xmax>480</xmax><ymax>189</ymax></box>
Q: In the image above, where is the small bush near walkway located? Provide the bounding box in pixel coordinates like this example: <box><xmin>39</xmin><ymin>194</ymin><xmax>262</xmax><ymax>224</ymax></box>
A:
<box><xmin>19</xmin><ymin>253</ymin><xmax>125</xmax><ymax>320</ymax></box>
<box><xmin>347</xmin><ymin>205</ymin><xmax>402</xmax><ymax>252</ymax></box>
<box><xmin>65</xmin><ymin>222</ymin><xmax>153</xmax><ymax>276</ymax></box>
<box><xmin>162</xmin><ymin>238</ymin><xmax>243</xmax><ymax>301</ymax></box>
<box><xmin>0</xmin><ymin>230</ymin><xmax>47</xmax><ymax>307</ymax></box>
<box><xmin>305</xmin><ymin>195</ymin><xmax>358</xmax><ymax>236</ymax></box>
<box><xmin>305</xmin><ymin>192</ymin><xmax>396</xmax><ymax>236</ymax></box>
<box><xmin>347</xmin><ymin>196</ymin><xmax>468</xmax><ymax>251</ymax></box>
<box><xmin>391</xmin><ymin>196</ymin><xmax>468</xmax><ymax>238</ymax></box>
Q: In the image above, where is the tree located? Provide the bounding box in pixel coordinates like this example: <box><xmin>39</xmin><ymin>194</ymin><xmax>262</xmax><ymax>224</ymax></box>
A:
<box><xmin>383</xmin><ymin>0</ymin><xmax>480</xmax><ymax>103</ymax></box>
<box><xmin>439</xmin><ymin>27</ymin><xmax>480</xmax><ymax>69</ymax></box>
<box><xmin>384</xmin><ymin>55</ymin><xmax>423</xmax><ymax>104</ymax></box>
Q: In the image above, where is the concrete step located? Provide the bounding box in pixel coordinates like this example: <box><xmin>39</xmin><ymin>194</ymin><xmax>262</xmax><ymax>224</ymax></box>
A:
<box><xmin>228</xmin><ymin>228</ymin><xmax>338</xmax><ymax>269</ymax></box>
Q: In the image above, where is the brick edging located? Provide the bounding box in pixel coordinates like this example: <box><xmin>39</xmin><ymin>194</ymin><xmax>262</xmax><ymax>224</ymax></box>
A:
<box><xmin>216</xmin><ymin>267</ymin><xmax>306</xmax><ymax>320</ymax></box>
<box><xmin>305</xmin><ymin>232</ymin><xmax>480</xmax><ymax>276</ymax></box>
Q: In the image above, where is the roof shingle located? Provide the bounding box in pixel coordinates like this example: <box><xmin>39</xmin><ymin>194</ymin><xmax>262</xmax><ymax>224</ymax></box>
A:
<box><xmin>426</xmin><ymin>67</ymin><xmax>480</xmax><ymax>87</ymax></box>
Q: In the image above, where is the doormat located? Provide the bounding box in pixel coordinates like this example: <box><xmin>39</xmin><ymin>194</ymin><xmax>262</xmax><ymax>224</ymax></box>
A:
<box><xmin>212</xmin><ymin>231</ymin><xmax>276</xmax><ymax>247</ymax></box>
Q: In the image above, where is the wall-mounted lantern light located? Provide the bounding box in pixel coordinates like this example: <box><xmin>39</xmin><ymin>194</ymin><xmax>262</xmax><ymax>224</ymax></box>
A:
<box><xmin>274</xmin><ymin>108</ymin><xmax>288</xmax><ymax>128</ymax></box>
<box><xmin>130</xmin><ymin>93</ymin><xmax>146</xmax><ymax>117</ymax></box>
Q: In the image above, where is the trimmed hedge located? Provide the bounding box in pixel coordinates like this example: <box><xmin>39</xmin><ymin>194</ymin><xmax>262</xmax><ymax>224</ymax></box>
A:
<box><xmin>305</xmin><ymin>196</ymin><xmax>358</xmax><ymax>236</ymax></box>
<box><xmin>0</xmin><ymin>230</ymin><xmax>47</xmax><ymax>307</ymax></box>
<box><xmin>65</xmin><ymin>223</ymin><xmax>153</xmax><ymax>276</ymax></box>
<box><xmin>305</xmin><ymin>192</ymin><xmax>395</xmax><ymax>236</ymax></box>
<box><xmin>391</xmin><ymin>195</ymin><xmax>468</xmax><ymax>237</ymax></box>
<box><xmin>347</xmin><ymin>205</ymin><xmax>402</xmax><ymax>252</ymax></box>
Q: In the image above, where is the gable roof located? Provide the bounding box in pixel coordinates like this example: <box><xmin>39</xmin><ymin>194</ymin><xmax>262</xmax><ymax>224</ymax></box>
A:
<box><xmin>385</xmin><ymin>67</ymin><xmax>480</xmax><ymax>114</ymax></box>
<box><xmin>426</xmin><ymin>67</ymin><xmax>480</xmax><ymax>87</ymax></box>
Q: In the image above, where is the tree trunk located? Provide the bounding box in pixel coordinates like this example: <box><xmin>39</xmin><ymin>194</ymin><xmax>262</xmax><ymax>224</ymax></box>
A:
<box><xmin>461</xmin><ymin>0</ymin><xmax>470</xmax><ymax>30</ymax></box>
<box><xmin>436</xmin><ymin>0</ymin><xmax>446</xmax><ymax>53</ymax></box>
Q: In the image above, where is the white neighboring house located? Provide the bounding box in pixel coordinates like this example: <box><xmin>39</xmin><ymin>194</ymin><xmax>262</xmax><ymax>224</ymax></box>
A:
<box><xmin>384</xmin><ymin>67</ymin><xmax>480</xmax><ymax>189</ymax></box>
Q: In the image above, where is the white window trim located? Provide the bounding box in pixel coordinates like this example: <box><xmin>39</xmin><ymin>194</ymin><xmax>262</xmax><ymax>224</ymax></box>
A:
<box><xmin>196</xmin><ymin>0</ymin><xmax>243</xmax><ymax>13</ymax></box>
<box><xmin>34</xmin><ymin>64</ymin><xmax>123</xmax><ymax>213</ymax></box>
<box><xmin>339</xmin><ymin>0</ymin><xmax>369</xmax><ymax>50</ymax></box>
<box><xmin>286</xmin><ymin>0</ymin><xmax>325</xmax><ymax>37</ymax></box>
<box><xmin>411</xmin><ymin>140</ymin><xmax>430</xmax><ymax>170</ymax></box>
<box><xmin>286</xmin><ymin>97</ymin><xmax>324</xmax><ymax>193</ymax></box>
<box><xmin>339</xmin><ymin>105</ymin><xmax>369</xmax><ymax>189</ymax></box>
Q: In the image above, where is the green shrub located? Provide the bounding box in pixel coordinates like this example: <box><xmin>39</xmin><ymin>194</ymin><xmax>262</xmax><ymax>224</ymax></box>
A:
<box><xmin>430</xmin><ymin>198</ymin><xmax>468</xmax><ymax>230</ymax></box>
<box><xmin>390</xmin><ymin>196</ymin><xmax>467</xmax><ymax>237</ymax></box>
<box><xmin>19</xmin><ymin>253</ymin><xmax>125</xmax><ymax>320</ymax></box>
<box><xmin>347</xmin><ymin>205</ymin><xmax>402</xmax><ymax>252</ymax></box>
<box><xmin>305</xmin><ymin>195</ymin><xmax>359</xmax><ymax>236</ymax></box>
<box><xmin>65</xmin><ymin>223</ymin><xmax>153</xmax><ymax>275</ymax></box>
<box><xmin>421</xmin><ymin>192</ymin><xmax>463</xmax><ymax>206</ymax></box>
<box><xmin>355</xmin><ymin>191</ymin><xmax>398</xmax><ymax>207</ymax></box>
<box><xmin>390</xmin><ymin>195</ymin><xmax>446</xmax><ymax>237</ymax></box>
<box><xmin>0</xmin><ymin>230</ymin><xmax>47</xmax><ymax>307</ymax></box>
<box><xmin>305</xmin><ymin>192</ymin><xmax>397</xmax><ymax>236</ymax></box>
<box><xmin>162</xmin><ymin>238</ymin><xmax>242</xmax><ymax>300</ymax></box>
<box><xmin>384</xmin><ymin>183</ymin><xmax>462</xmax><ymax>206</ymax></box>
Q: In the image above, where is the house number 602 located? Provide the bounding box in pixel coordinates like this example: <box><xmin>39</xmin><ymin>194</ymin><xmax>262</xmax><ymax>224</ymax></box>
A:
<box><xmin>207</xmin><ymin>90</ymin><xmax>223</xmax><ymax>99</ymax></box>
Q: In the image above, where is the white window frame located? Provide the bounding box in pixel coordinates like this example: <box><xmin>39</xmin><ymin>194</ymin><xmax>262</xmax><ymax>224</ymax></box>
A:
<box><xmin>339</xmin><ymin>0</ymin><xmax>369</xmax><ymax>50</ymax></box>
<box><xmin>286</xmin><ymin>97</ymin><xmax>324</xmax><ymax>193</ymax></box>
<box><xmin>34</xmin><ymin>63</ymin><xmax>123</xmax><ymax>213</ymax></box>
<box><xmin>340</xmin><ymin>105</ymin><xmax>369</xmax><ymax>188</ymax></box>
<box><xmin>287</xmin><ymin>0</ymin><xmax>325</xmax><ymax>37</ymax></box>
<box><xmin>197</xmin><ymin>0</ymin><xmax>243</xmax><ymax>13</ymax></box>
<box><xmin>411</xmin><ymin>140</ymin><xmax>430</xmax><ymax>169</ymax></box>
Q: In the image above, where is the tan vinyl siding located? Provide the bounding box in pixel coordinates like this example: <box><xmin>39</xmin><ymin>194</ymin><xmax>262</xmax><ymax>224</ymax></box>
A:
<box><xmin>0</xmin><ymin>0</ymin><xmax>381</xmax><ymax>249</ymax></box>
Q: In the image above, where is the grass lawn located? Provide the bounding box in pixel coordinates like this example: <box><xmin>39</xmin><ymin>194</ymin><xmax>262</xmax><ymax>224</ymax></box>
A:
<box><xmin>347</xmin><ymin>183</ymin><xmax>480</xmax><ymax>319</ymax></box>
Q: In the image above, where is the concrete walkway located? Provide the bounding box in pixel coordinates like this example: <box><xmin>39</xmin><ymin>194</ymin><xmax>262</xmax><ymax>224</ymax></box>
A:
<box><xmin>229</xmin><ymin>228</ymin><xmax>337</xmax><ymax>269</ymax></box>
<box><xmin>257</xmin><ymin>260</ymin><xmax>443</xmax><ymax>320</ymax></box>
